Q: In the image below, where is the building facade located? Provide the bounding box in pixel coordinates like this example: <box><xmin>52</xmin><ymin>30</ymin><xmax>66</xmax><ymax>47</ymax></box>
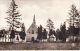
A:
<box><xmin>26</xmin><ymin>15</ymin><xmax>38</xmax><ymax>41</ymax></box>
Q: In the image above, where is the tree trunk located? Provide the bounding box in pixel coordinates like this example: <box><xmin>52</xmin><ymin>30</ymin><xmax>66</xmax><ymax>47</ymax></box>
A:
<box><xmin>12</xmin><ymin>38</ymin><xmax>14</xmax><ymax>43</ymax></box>
<box><xmin>70</xmin><ymin>36</ymin><xmax>71</xmax><ymax>42</ymax></box>
<box><xmin>2</xmin><ymin>37</ymin><xmax>4</xmax><ymax>42</ymax></box>
<box><xmin>5</xmin><ymin>34</ymin><xmax>6</xmax><ymax>42</ymax></box>
<box><xmin>8</xmin><ymin>35</ymin><xmax>9</xmax><ymax>42</ymax></box>
<box><xmin>10</xmin><ymin>38</ymin><xmax>11</xmax><ymax>42</ymax></box>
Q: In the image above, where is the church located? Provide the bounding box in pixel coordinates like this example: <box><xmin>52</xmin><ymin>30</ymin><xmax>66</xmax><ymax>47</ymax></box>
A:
<box><xmin>26</xmin><ymin>15</ymin><xmax>38</xmax><ymax>41</ymax></box>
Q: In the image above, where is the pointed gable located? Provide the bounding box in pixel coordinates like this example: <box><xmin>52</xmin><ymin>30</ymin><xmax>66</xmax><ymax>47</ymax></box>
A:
<box><xmin>27</xmin><ymin>14</ymin><xmax>38</xmax><ymax>34</ymax></box>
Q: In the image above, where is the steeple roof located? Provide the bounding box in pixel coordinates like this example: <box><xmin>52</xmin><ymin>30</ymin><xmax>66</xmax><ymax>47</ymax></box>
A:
<box><xmin>27</xmin><ymin>14</ymin><xmax>37</xmax><ymax>34</ymax></box>
<box><xmin>33</xmin><ymin>14</ymin><xmax>36</xmax><ymax>24</ymax></box>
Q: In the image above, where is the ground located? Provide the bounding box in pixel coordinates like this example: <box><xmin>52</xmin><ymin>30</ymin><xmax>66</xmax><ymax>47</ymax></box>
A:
<box><xmin>0</xmin><ymin>42</ymin><xmax>79</xmax><ymax>50</ymax></box>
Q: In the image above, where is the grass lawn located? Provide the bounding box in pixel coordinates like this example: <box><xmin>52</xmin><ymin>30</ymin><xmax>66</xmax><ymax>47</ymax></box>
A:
<box><xmin>0</xmin><ymin>42</ymin><xmax>79</xmax><ymax>50</ymax></box>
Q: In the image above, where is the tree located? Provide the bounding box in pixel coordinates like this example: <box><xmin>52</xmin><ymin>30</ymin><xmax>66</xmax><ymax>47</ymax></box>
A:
<box><xmin>46</xmin><ymin>18</ymin><xmax>55</xmax><ymax>38</ymax></box>
<box><xmin>68</xmin><ymin>4</ymin><xmax>79</xmax><ymax>35</ymax></box>
<box><xmin>0</xmin><ymin>29</ymin><xmax>5</xmax><ymax>42</ymax></box>
<box><xmin>47</xmin><ymin>18</ymin><xmax>54</xmax><ymax>30</ymax></box>
<box><xmin>37</xmin><ymin>25</ymin><xmax>43</xmax><ymax>41</ymax></box>
<box><xmin>19</xmin><ymin>23</ymin><xmax>26</xmax><ymax>41</ymax></box>
<box><xmin>43</xmin><ymin>29</ymin><xmax>47</xmax><ymax>39</ymax></box>
<box><xmin>5</xmin><ymin>0</ymin><xmax>22</xmax><ymax>42</ymax></box>
<box><xmin>39</xmin><ymin>25</ymin><xmax>43</xmax><ymax>40</ymax></box>
<box><xmin>73</xmin><ymin>27</ymin><xmax>79</xmax><ymax>37</ymax></box>
<box><xmin>56</xmin><ymin>29</ymin><xmax>60</xmax><ymax>41</ymax></box>
<box><xmin>68</xmin><ymin>4</ymin><xmax>80</xmax><ymax>42</ymax></box>
<box><xmin>21</xmin><ymin>23</ymin><xmax>26</xmax><ymax>32</ymax></box>
<box><xmin>49</xmin><ymin>29</ymin><xmax>53</xmax><ymax>37</ymax></box>
<box><xmin>59</xmin><ymin>22</ymin><xmax>67</xmax><ymax>42</ymax></box>
<box><xmin>37</xmin><ymin>27</ymin><xmax>40</xmax><ymax>40</ymax></box>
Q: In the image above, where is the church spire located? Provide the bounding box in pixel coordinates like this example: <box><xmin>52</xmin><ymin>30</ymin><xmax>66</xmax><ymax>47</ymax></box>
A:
<box><xmin>33</xmin><ymin>14</ymin><xmax>36</xmax><ymax>24</ymax></box>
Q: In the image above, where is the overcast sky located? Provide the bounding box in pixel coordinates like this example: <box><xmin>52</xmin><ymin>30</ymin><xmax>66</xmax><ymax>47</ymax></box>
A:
<box><xmin>0</xmin><ymin>0</ymin><xmax>79</xmax><ymax>31</ymax></box>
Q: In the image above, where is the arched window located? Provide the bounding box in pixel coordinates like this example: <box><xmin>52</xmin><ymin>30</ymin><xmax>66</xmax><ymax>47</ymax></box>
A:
<box><xmin>32</xmin><ymin>30</ymin><xmax>34</xmax><ymax>34</ymax></box>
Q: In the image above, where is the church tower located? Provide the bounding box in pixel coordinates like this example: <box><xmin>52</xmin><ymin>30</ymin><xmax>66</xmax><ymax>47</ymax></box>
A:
<box><xmin>26</xmin><ymin>14</ymin><xmax>38</xmax><ymax>41</ymax></box>
<box><xmin>27</xmin><ymin>14</ymin><xmax>38</xmax><ymax>34</ymax></box>
<box><xmin>33</xmin><ymin>15</ymin><xmax>36</xmax><ymax>25</ymax></box>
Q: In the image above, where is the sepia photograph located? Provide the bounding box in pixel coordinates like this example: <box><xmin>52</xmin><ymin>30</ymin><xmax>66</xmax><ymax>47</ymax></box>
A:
<box><xmin>0</xmin><ymin>0</ymin><xmax>80</xmax><ymax>50</ymax></box>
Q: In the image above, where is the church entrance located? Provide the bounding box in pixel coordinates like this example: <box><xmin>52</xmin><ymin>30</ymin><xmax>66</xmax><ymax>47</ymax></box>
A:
<box><xmin>31</xmin><ymin>37</ymin><xmax>34</xmax><ymax>42</ymax></box>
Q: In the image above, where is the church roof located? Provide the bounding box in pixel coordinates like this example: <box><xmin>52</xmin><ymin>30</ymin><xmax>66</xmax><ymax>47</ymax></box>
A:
<box><xmin>27</xmin><ymin>14</ymin><xmax>38</xmax><ymax>33</ymax></box>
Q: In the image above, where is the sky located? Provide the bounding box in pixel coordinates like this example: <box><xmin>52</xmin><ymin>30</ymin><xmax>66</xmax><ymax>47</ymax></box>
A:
<box><xmin>0</xmin><ymin>0</ymin><xmax>79</xmax><ymax>31</ymax></box>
